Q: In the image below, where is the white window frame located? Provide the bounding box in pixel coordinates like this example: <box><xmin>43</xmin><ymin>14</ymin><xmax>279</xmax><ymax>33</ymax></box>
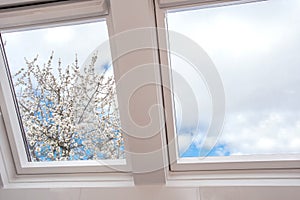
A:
<box><xmin>0</xmin><ymin>0</ymin><xmax>169</xmax><ymax>188</ymax></box>
<box><xmin>154</xmin><ymin>0</ymin><xmax>300</xmax><ymax>182</ymax></box>
<box><xmin>0</xmin><ymin>0</ymin><xmax>132</xmax><ymax>174</ymax></box>
<box><xmin>0</xmin><ymin>0</ymin><xmax>134</xmax><ymax>188</ymax></box>
<box><xmin>0</xmin><ymin>0</ymin><xmax>54</xmax><ymax>7</ymax></box>
<box><xmin>0</xmin><ymin>0</ymin><xmax>299</xmax><ymax>189</ymax></box>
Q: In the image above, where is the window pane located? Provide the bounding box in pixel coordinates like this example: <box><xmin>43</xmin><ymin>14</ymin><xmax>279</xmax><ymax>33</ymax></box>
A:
<box><xmin>2</xmin><ymin>21</ymin><xmax>124</xmax><ymax>161</ymax></box>
<box><xmin>167</xmin><ymin>0</ymin><xmax>300</xmax><ymax>157</ymax></box>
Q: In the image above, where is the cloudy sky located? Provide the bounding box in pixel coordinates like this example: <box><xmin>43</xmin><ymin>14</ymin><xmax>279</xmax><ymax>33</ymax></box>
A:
<box><xmin>167</xmin><ymin>0</ymin><xmax>300</xmax><ymax>157</ymax></box>
<box><xmin>2</xmin><ymin>20</ymin><xmax>111</xmax><ymax>75</ymax></box>
<box><xmin>2</xmin><ymin>0</ymin><xmax>300</xmax><ymax>159</ymax></box>
<box><xmin>1</xmin><ymin>20</ymin><xmax>115</xmax><ymax>155</ymax></box>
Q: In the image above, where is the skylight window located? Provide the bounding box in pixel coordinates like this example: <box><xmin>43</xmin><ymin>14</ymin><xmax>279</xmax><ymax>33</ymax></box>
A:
<box><xmin>1</xmin><ymin>20</ymin><xmax>124</xmax><ymax>162</ymax></box>
<box><xmin>167</xmin><ymin>0</ymin><xmax>300</xmax><ymax>158</ymax></box>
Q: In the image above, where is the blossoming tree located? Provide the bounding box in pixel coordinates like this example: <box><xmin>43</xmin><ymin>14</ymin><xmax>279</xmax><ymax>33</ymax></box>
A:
<box><xmin>13</xmin><ymin>53</ymin><xmax>124</xmax><ymax>161</ymax></box>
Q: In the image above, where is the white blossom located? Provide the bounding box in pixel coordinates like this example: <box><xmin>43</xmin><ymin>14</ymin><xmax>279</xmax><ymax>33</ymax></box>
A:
<box><xmin>13</xmin><ymin>53</ymin><xmax>124</xmax><ymax>161</ymax></box>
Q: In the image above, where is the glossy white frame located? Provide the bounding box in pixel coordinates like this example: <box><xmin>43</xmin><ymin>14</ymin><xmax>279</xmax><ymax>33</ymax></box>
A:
<box><xmin>0</xmin><ymin>0</ymin><xmax>169</xmax><ymax>188</ymax></box>
<box><xmin>0</xmin><ymin>0</ymin><xmax>300</xmax><ymax>189</ymax></box>
<box><xmin>158</xmin><ymin>0</ymin><xmax>267</xmax><ymax>8</ymax></box>
<box><xmin>155</xmin><ymin>0</ymin><xmax>300</xmax><ymax>174</ymax></box>
<box><xmin>0</xmin><ymin>0</ymin><xmax>52</xmax><ymax>7</ymax></box>
<box><xmin>0</xmin><ymin>0</ymin><xmax>134</xmax><ymax>187</ymax></box>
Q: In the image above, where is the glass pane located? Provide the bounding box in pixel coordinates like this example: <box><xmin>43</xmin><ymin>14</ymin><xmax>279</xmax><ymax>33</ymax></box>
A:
<box><xmin>2</xmin><ymin>21</ymin><xmax>124</xmax><ymax>161</ymax></box>
<box><xmin>167</xmin><ymin>0</ymin><xmax>300</xmax><ymax>157</ymax></box>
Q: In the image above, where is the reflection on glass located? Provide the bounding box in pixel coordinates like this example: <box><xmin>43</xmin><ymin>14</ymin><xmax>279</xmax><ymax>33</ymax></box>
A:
<box><xmin>167</xmin><ymin>0</ymin><xmax>300</xmax><ymax>157</ymax></box>
<box><xmin>2</xmin><ymin>21</ymin><xmax>124</xmax><ymax>161</ymax></box>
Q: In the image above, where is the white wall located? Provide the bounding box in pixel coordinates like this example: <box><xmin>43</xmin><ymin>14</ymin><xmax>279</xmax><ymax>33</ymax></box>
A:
<box><xmin>1</xmin><ymin>187</ymin><xmax>300</xmax><ymax>200</ymax></box>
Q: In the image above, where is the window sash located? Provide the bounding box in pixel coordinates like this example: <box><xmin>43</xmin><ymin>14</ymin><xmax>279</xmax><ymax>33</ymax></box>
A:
<box><xmin>0</xmin><ymin>0</ymin><xmax>108</xmax><ymax>31</ymax></box>
<box><xmin>0</xmin><ymin>0</ymin><xmax>55</xmax><ymax>7</ymax></box>
<box><xmin>155</xmin><ymin>0</ymin><xmax>300</xmax><ymax>172</ymax></box>
<box><xmin>0</xmin><ymin>0</ymin><xmax>299</xmax><ymax>188</ymax></box>
<box><xmin>0</xmin><ymin>0</ymin><xmax>131</xmax><ymax>175</ymax></box>
<box><xmin>158</xmin><ymin>0</ymin><xmax>267</xmax><ymax>8</ymax></box>
<box><xmin>0</xmin><ymin>0</ymin><xmax>168</xmax><ymax>187</ymax></box>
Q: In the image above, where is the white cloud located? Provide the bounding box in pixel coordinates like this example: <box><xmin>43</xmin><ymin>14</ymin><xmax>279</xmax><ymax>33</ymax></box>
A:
<box><xmin>219</xmin><ymin>112</ymin><xmax>300</xmax><ymax>155</ymax></box>
<box><xmin>3</xmin><ymin>21</ymin><xmax>110</xmax><ymax>74</ymax></box>
<box><xmin>44</xmin><ymin>26</ymin><xmax>74</xmax><ymax>44</ymax></box>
